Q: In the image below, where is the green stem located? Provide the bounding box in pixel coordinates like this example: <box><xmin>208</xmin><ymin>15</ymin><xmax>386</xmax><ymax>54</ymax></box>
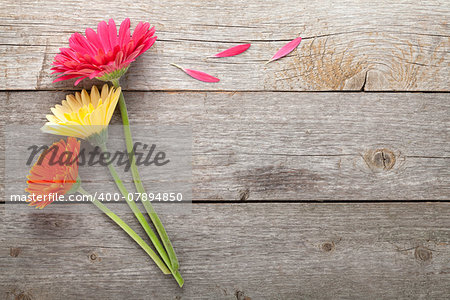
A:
<box><xmin>99</xmin><ymin>143</ymin><xmax>184</xmax><ymax>287</ymax></box>
<box><xmin>112</xmin><ymin>80</ymin><xmax>180</xmax><ymax>271</ymax></box>
<box><xmin>77</xmin><ymin>186</ymin><xmax>170</xmax><ymax>275</ymax></box>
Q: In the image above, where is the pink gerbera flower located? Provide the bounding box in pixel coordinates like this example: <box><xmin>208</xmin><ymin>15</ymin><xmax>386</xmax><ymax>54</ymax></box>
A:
<box><xmin>52</xmin><ymin>18</ymin><xmax>157</xmax><ymax>85</ymax></box>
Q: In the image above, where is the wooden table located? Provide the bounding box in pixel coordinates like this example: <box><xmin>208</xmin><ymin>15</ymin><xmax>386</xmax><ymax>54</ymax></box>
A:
<box><xmin>1</xmin><ymin>1</ymin><xmax>449</xmax><ymax>299</ymax></box>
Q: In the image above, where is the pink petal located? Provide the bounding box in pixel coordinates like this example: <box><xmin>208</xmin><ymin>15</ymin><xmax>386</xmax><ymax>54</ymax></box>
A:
<box><xmin>108</xmin><ymin>19</ymin><xmax>118</xmax><ymax>48</ymax></box>
<box><xmin>74</xmin><ymin>77</ymin><xmax>87</xmax><ymax>86</ymax></box>
<box><xmin>115</xmin><ymin>50</ymin><xmax>124</xmax><ymax>65</ymax></box>
<box><xmin>85</xmin><ymin>27</ymin><xmax>102</xmax><ymax>50</ymax></box>
<box><xmin>171</xmin><ymin>63</ymin><xmax>220</xmax><ymax>83</ymax></box>
<box><xmin>267</xmin><ymin>37</ymin><xmax>302</xmax><ymax>63</ymax></box>
<box><xmin>69</xmin><ymin>33</ymin><xmax>96</xmax><ymax>56</ymax></box>
<box><xmin>97</xmin><ymin>21</ymin><xmax>111</xmax><ymax>51</ymax></box>
<box><xmin>213</xmin><ymin>43</ymin><xmax>251</xmax><ymax>57</ymax></box>
<box><xmin>139</xmin><ymin>36</ymin><xmax>157</xmax><ymax>54</ymax></box>
<box><xmin>132</xmin><ymin>22</ymin><xmax>149</xmax><ymax>42</ymax></box>
<box><xmin>52</xmin><ymin>74</ymin><xmax>82</xmax><ymax>83</ymax></box>
<box><xmin>147</xmin><ymin>26</ymin><xmax>156</xmax><ymax>37</ymax></box>
<box><xmin>119</xmin><ymin>18</ymin><xmax>131</xmax><ymax>47</ymax></box>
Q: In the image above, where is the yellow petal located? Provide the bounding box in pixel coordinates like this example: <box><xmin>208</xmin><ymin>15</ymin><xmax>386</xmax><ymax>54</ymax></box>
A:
<box><xmin>66</xmin><ymin>94</ymin><xmax>82</xmax><ymax>111</ymax></box>
<box><xmin>51</xmin><ymin>106</ymin><xmax>67</xmax><ymax>122</ymax></box>
<box><xmin>101</xmin><ymin>84</ymin><xmax>109</xmax><ymax>101</ymax></box>
<box><xmin>90</xmin><ymin>85</ymin><xmax>100</xmax><ymax>108</ymax></box>
<box><xmin>46</xmin><ymin>114</ymin><xmax>59</xmax><ymax>123</ymax></box>
<box><xmin>81</xmin><ymin>89</ymin><xmax>90</xmax><ymax>107</ymax></box>
<box><xmin>75</xmin><ymin>92</ymin><xmax>82</xmax><ymax>103</ymax></box>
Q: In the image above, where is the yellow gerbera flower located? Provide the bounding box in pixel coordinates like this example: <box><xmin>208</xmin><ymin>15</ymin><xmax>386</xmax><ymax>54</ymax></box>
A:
<box><xmin>42</xmin><ymin>84</ymin><xmax>121</xmax><ymax>144</ymax></box>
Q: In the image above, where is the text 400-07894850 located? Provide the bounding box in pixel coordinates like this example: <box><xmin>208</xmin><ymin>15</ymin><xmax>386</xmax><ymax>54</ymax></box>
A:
<box><xmin>101</xmin><ymin>192</ymin><xmax>185</xmax><ymax>202</ymax></box>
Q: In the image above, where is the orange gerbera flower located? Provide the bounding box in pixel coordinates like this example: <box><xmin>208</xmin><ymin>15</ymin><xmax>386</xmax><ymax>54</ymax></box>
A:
<box><xmin>26</xmin><ymin>137</ymin><xmax>80</xmax><ymax>208</ymax></box>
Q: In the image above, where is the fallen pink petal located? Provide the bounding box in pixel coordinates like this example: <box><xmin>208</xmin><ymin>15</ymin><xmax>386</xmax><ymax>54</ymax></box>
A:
<box><xmin>171</xmin><ymin>63</ymin><xmax>220</xmax><ymax>82</ymax></box>
<box><xmin>212</xmin><ymin>43</ymin><xmax>251</xmax><ymax>57</ymax></box>
<box><xmin>266</xmin><ymin>37</ymin><xmax>302</xmax><ymax>64</ymax></box>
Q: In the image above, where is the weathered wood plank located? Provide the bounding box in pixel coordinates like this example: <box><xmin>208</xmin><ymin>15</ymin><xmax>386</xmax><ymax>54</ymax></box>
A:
<box><xmin>3</xmin><ymin>91</ymin><xmax>449</xmax><ymax>200</ymax></box>
<box><xmin>2</xmin><ymin>203</ymin><xmax>449</xmax><ymax>299</ymax></box>
<box><xmin>0</xmin><ymin>0</ymin><xmax>449</xmax><ymax>91</ymax></box>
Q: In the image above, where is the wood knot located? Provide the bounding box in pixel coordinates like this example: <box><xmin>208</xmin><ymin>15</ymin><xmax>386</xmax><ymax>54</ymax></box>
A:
<box><xmin>239</xmin><ymin>188</ymin><xmax>250</xmax><ymax>201</ymax></box>
<box><xmin>414</xmin><ymin>246</ymin><xmax>432</xmax><ymax>261</ymax></box>
<box><xmin>235</xmin><ymin>290</ymin><xmax>251</xmax><ymax>300</ymax></box>
<box><xmin>10</xmin><ymin>247</ymin><xmax>21</xmax><ymax>257</ymax></box>
<box><xmin>15</xmin><ymin>292</ymin><xmax>33</xmax><ymax>300</ymax></box>
<box><xmin>321</xmin><ymin>242</ymin><xmax>335</xmax><ymax>252</ymax></box>
<box><xmin>364</xmin><ymin>148</ymin><xmax>395</xmax><ymax>171</ymax></box>
<box><xmin>89</xmin><ymin>252</ymin><xmax>98</xmax><ymax>261</ymax></box>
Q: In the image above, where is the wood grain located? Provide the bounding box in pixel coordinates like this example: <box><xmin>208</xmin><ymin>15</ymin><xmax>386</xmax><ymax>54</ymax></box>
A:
<box><xmin>2</xmin><ymin>1</ymin><xmax>449</xmax><ymax>299</ymax></box>
<box><xmin>2</xmin><ymin>203</ymin><xmax>449</xmax><ymax>299</ymax></box>
<box><xmin>0</xmin><ymin>0</ymin><xmax>449</xmax><ymax>91</ymax></box>
<box><xmin>3</xmin><ymin>91</ymin><xmax>449</xmax><ymax>200</ymax></box>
